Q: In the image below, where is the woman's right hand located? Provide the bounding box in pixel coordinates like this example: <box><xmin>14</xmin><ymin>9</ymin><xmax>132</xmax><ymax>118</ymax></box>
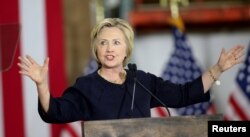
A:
<box><xmin>18</xmin><ymin>55</ymin><xmax>49</xmax><ymax>85</ymax></box>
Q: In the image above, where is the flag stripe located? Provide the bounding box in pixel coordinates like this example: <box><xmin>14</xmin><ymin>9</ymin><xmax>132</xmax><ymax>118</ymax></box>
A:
<box><xmin>229</xmin><ymin>96</ymin><xmax>248</xmax><ymax>120</ymax></box>
<box><xmin>206</xmin><ymin>103</ymin><xmax>216</xmax><ymax>115</ymax></box>
<box><xmin>0</xmin><ymin>73</ymin><xmax>4</xmax><ymax>137</ymax></box>
<box><xmin>19</xmin><ymin>0</ymin><xmax>50</xmax><ymax>137</ymax></box>
<box><xmin>63</xmin><ymin>124</ymin><xmax>80</xmax><ymax>137</ymax></box>
<box><xmin>224</xmin><ymin>100</ymin><xmax>241</xmax><ymax>120</ymax></box>
<box><xmin>155</xmin><ymin>107</ymin><xmax>168</xmax><ymax>117</ymax></box>
<box><xmin>44</xmin><ymin>0</ymin><xmax>72</xmax><ymax>136</ymax></box>
<box><xmin>0</xmin><ymin>67</ymin><xmax>23</xmax><ymax>137</ymax></box>
<box><xmin>226</xmin><ymin>90</ymin><xmax>250</xmax><ymax>120</ymax></box>
<box><xmin>233</xmin><ymin>88</ymin><xmax>250</xmax><ymax>117</ymax></box>
<box><xmin>0</xmin><ymin>0</ymin><xmax>25</xmax><ymax>136</ymax></box>
<box><xmin>45</xmin><ymin>0</ymin><xmax>66</xmax><ymax>96</ymax></box>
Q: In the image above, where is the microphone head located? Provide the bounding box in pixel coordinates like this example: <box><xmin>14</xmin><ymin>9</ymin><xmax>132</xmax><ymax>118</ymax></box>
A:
<box><xmin>128</xmin><ymin>63</ymin><xmax>133</xmax><ymax>70</ymax></box>
<box><xmin>128</xmin><ymin>63</ymin><xmax>136</xmax><ymax>71</ymax></box>
<box><xmin>132</xmin><ymin>64</ymin><xmax>137</xmax><ymax>71</ymax></box>
<box><xmin>128</xmin><ymin>63</ymin><xmax>137</xmax><ymax>78</ymax></box>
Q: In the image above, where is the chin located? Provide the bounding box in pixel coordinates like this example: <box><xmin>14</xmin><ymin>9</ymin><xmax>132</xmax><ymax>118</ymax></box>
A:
<box><xmin>103</xmin><ymin>63</ymin><xmax>122</xmax><ymax>68</ymax></box>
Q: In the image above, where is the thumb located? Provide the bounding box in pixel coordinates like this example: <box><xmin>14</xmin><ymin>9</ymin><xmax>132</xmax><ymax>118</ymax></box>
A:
<box><xmin>43</xmin><ymin>57</ymin><xmax>49</xmax><ymax>68</ymax></box>
<box><xmin>219</xmin><ymin>48</ymin><xmax>226</xmax><ymax>58</ymax></box>
<box><xmin>221</xmin><ymin>48</ymin><xmax>225</xmax><ymax>54</ymax></box>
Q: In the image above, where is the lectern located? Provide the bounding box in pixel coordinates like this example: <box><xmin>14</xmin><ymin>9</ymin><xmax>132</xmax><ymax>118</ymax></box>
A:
<box><xmin>82</xmin><ymin>114</ymin><xmax>223</xmax><ymax>137</ymax></box>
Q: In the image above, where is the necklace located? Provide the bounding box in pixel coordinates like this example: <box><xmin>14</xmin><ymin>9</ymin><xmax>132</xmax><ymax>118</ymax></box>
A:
<box><xmin>98</xmin><ymin>69</ymin><xmax>126</xmax><ymax>84</ymax></box>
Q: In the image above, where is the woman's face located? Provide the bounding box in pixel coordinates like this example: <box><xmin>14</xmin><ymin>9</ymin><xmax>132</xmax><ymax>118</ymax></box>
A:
<box><xmin>96</xmin><ymin>27</ymin><xmax>127</xmax><ymax>69</ymax></box>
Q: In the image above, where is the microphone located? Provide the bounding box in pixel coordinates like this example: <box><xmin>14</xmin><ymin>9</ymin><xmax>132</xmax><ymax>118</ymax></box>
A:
<box><xmin>128</xmin><ymin>63</ymin><xmax>136</xmax><ymax>78</ymax></box>
<box><xmin>128</xmin><ymin>63</ymin><xmax>171</xmax><ymax>117</ymax></box>
<box><xmin>128</xmin><ymin>63</ymin><xmax>137</xmax><ymax>112</ymax></box>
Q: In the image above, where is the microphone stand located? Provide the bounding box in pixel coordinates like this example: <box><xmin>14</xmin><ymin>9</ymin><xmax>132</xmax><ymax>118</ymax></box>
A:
<box><xmin>135</xmin><ymin>79</ymin><xmax>171</xmax><ymax>117</ymax></box>
<box><xmin>128</xmin><ymin>63</ymin><xmax>171</xmax><ymax>117</ymax></box>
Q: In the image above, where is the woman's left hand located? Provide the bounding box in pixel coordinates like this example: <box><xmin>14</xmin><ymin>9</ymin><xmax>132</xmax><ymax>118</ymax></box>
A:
<box><xmin>217</xmin><ymin>45</ymin><xmax>245</xmax><ymax>72</ymax></box>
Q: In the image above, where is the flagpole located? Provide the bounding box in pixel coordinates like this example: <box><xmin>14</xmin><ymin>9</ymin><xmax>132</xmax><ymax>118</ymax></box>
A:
<box><xmin>160</xmin><ymin>0</ymin><xmax>189</xmax><ymax>18</ymax></box>
<box><xmin>95</xmin><ymin>0</ymin><xmax>105</xmax><ymax>22</ymax></box>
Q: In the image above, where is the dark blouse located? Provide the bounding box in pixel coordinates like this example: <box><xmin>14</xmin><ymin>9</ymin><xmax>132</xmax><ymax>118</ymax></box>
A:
<box><xmin>38</xmin><ymin>69</ymin><xmax>210</xmax><ymax>123</ymax></box>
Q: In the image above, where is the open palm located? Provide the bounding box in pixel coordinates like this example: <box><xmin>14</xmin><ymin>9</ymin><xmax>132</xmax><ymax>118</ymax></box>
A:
<box><xmin>217</xmin><ymin>45</ymin><xmax>245</xmax><ymax>72</ymax></box>
<box><xmin>18</xmin><ymin>55</ymin><xmax>49</xmax><ymax>85</ymax></box>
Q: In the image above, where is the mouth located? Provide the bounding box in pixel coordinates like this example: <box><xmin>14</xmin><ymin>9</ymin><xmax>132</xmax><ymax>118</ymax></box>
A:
<box><xmin>105</xmin><ymin>55</ymin><xmax>115</xmax><ymax>60</ymax></box>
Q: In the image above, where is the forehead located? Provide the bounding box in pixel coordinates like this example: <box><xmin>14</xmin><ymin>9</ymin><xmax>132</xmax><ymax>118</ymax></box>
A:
<box><xmin>98</xmin><ymin>27</ymin><xmax>125</xmax><ymax>39</ymax></box>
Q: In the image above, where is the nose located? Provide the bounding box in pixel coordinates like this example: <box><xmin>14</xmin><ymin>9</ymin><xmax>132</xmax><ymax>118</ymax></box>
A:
<box><xmin>106</xmin><ymin>44</ymin><xmax>113</xmax><ymax>52</ymax></box>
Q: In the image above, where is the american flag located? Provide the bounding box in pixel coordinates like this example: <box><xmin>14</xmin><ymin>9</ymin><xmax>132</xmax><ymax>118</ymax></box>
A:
<box><xmin>83</xmin><ymin>57</ymin><xmax>98</xmax><ymax>75</ymax></box>
<box><xmin>224</xmin><ymin>43</ymin><xmax>250</xmax><ymax>120</ymax></box>
<box><xmin>151</xmin><ymin>27</ymin><xmax>216</xmax><ymax>117</ymax></box>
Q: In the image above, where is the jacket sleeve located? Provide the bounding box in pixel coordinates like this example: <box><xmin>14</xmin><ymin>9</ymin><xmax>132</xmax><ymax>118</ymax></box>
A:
<box><xmin>38</xmin><ymin>86</ymin><xmax>91</xmax><ymax>123</ymax></box>
<box><xmin>149</xmin><ymin>74</ymin><xmax>210</xmax><ymax>108</ymax></box>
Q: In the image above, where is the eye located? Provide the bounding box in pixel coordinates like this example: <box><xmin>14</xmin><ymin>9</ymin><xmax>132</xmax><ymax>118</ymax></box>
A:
<box><xmin>114</xmin><ymin>40</ymin><xmax>120</xmax><ymax>45</ymax></box>
<box><xmin>100</xmin><ymin>40</ymin><xmax>108</xmax><ymax>45</ymax></box>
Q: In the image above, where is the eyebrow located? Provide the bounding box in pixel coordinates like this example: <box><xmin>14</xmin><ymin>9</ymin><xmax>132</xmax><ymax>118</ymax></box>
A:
<box><xmin>112</xmin><ymin>38</ymin><xmax>122</xmax><ymax>41</ymax></box>
<box><xmin>98</xmin><ymin>38</ymin><xmax>122</xmax><ymax>41</ymax></box>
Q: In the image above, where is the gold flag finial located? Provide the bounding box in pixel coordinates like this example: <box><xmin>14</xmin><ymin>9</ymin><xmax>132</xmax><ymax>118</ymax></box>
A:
<box><xmin>170</xmin><ymin>0</ymin><xmax>189</xmax><ymax>18</ymax></box>
<box><xmin>95</xmin><ymin>0</ymin><xmax>105</xmax><ymax>22</ymax></box>
<box><xmin>160</xmin><ymin>0</ymin><xmax>189</xmax><ymax>18</ymax></box>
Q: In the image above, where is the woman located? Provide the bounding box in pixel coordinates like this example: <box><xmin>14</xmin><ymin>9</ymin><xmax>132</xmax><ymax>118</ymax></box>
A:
<box><xmin>18</xmin><ymin>18</ymin><xmax>244</xmax><ymax>123</ymax></box>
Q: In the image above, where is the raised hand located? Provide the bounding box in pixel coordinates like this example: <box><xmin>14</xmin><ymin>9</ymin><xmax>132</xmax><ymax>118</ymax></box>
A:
<box><xmin>217</xmin><ymin>45</ymin><xmax>245</xmax><ymax>72</ymax></box>
<box><xmin>18</xmin><ymin>55</ymin><xmax>49</xmax><ymax>85</ymax></box>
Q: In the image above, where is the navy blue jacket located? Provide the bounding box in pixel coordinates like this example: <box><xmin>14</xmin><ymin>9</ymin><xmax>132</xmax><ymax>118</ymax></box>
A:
<box><xmin>38</xmin><ymin>69</ymin><xmax>210</xmax><ymax>123</ymax></box>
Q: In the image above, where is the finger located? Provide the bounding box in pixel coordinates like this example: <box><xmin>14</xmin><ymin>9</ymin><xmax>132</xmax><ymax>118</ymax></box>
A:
<box><xmin>221</xmin><ymin>48</ymin><xmax>226</xmax><ymax>54</ymax></box>
<box><xmin>233</xmin><ymin>54</ymin><xmax>244</xmax><ymax>65</ymax></box>
<box><xmin>220</xmin><ymin>48</ymin><xmax>226</xmax><ymax>56</ymax></box>
<box><xmin>235</xmin><ymin>50</ymin><xmax>245</xmax><ymax>60</ymax></box>
<box><xmin>227</xmin><ymin>46</ymin><xmax>243</xmax><ymax>61</ymax></box>
<box><xmin>18</xmin><ymin>56</ymin><xmax>32</xmax><ymax>67</ymax></box>
<box><xmin>232</xmin><ymin>45</ymin><xmax>245</xmax><ymax>56</ymax></box>
<box><xmin>17</xmin><ymin>62</ymin><xmax>30</xmax><ymax>72</ymax></box>
<box><xmin>227</xmin><ymin>45</ymin><xmax>242</xmax><ymax>56</ymax></box>
<box><xmin>235</xmin><ymin>58</ymin><xmax>244</xmax><ymax>64</ymax></box>
<box><xmin>218</xmin><ymin>48</ymin><xmax>226</xmax><ymax>59</ymax></box>
<box><xmin>26</xmin><ymin>55</ymin><xmax>37</xmax><ymax>65</ymax></box>
<box><xmin>231</xmin><ymin>46</ymin><xmax>245</xmax><ymax>62</ymax></box>
<box><xmin>18</xmin><ymin>70</ymin><xmax>31</xmax><ymax>77</ymax></box>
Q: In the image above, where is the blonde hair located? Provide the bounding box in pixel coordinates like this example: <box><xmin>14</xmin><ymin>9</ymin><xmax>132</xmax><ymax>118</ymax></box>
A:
<box><xmin>90</xmin><ymin>18</ymin><xmax>134</xmax><ymax>67</ymax></box>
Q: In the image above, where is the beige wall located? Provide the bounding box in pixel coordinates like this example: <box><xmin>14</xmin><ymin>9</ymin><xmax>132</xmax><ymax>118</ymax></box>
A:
<box><xmin>63</xmin><ymin>0</ymin><xmax>92</xmax><ymax>85</ymax></box>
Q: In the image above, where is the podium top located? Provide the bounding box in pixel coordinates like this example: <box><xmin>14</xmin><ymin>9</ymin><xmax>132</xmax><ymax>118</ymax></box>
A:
<box><xmin>82</xmin><ymin>114</ymin><xmax>223</xmax><ymax>137</ymax></box>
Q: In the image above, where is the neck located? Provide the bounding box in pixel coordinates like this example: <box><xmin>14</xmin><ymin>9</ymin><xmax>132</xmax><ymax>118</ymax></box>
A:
<box><xmin>98</xmin><ymin>67</ymin><xmax>126</xmax><ymax>84</ymax></box>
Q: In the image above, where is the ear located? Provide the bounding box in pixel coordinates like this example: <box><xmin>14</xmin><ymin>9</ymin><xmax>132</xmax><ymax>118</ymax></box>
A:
<box><xmin>123</xmin><ymin>56</ymin><xmax>127</xmax><ymax>66</ymax></box>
